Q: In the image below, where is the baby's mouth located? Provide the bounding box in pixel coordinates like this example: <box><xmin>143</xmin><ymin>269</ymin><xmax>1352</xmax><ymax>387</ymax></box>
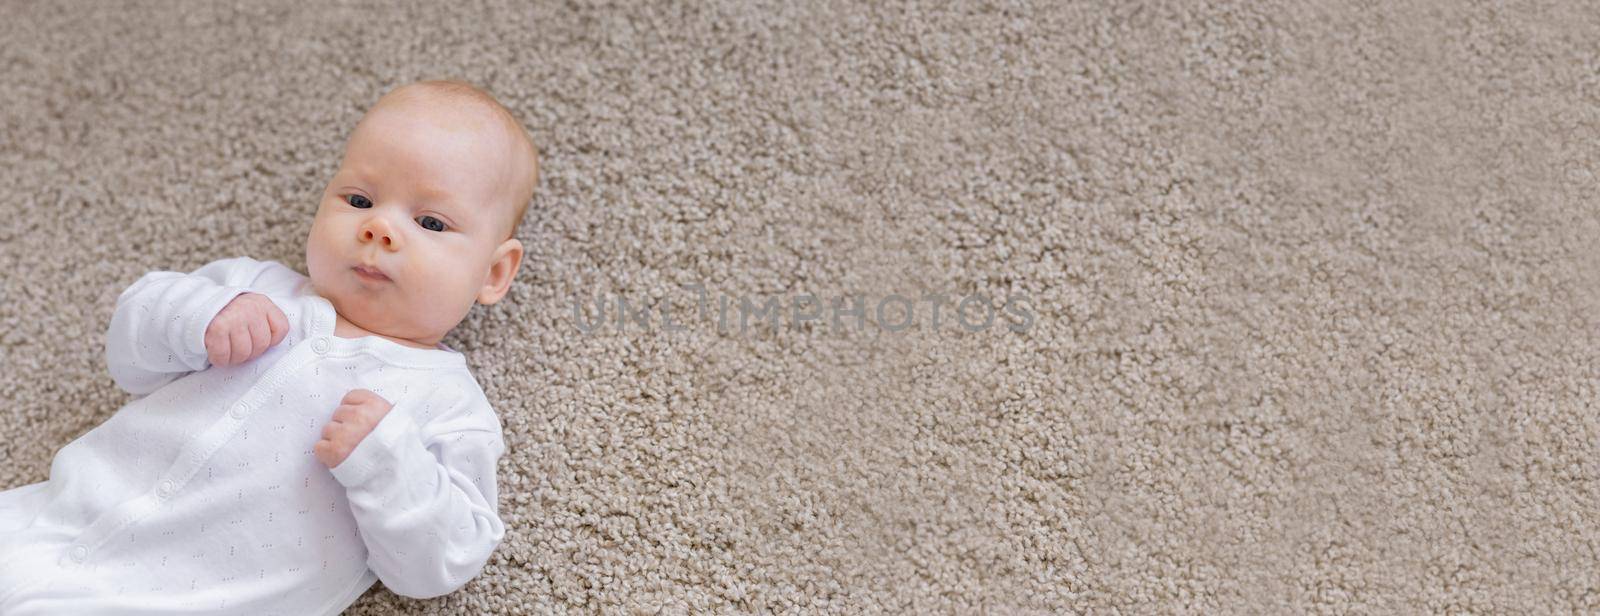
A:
<box><xmin>352</xmin><ymin>265</ymin><xmax>391</xmax><ymax>282</ymax></box>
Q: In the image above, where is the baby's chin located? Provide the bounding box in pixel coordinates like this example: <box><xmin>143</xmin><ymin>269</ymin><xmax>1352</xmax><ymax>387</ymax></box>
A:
<box><xmin>324</xmin><ymin>292</ymin><xmax>449</xmax><ymax>344</ymax></box>
<box><xmin>309</xmin><ymin>277</ymin><xmax>373</xmax><ymax>322</ymax></box>
<box><xmin>332</xmin><ymin>301</ymin><xmax>408</xmax><ymax>338</ymax></box>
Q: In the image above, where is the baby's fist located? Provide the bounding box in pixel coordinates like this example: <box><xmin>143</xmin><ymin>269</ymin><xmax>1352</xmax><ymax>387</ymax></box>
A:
<box><xmin>204</xmin><ymin>293</ymin><xmax>288</xmax><ymax>367</ymax></box>
<box><xmin>315</xmin><ymin>389</ymin><xmax>394</xmax><ymax>469</ymax></box>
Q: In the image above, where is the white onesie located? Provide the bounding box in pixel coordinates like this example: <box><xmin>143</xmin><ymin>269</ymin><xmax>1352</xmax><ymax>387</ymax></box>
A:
<box><xmin>0</xmin><ymin>256</ymin><xmax>507</xmax><ymax>615</ymax></box>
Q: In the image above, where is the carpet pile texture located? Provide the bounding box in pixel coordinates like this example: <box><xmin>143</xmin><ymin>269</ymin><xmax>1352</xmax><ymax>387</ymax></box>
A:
<box><xmin>3</xmin><ymin>0</ymin><xmax>1599</xmax><ymax>612</ymax></box>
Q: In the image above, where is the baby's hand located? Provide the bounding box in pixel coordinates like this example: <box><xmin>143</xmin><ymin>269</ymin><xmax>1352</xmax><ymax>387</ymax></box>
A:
<box><xmin>315</xmin><ymin>389</ymin><xmax>394</xmax><ymax>469</ymax></box>
<box><xmin>204</xmin><ymin>293</ymin><xmax>288</xmax><ymax>367</ymax></box>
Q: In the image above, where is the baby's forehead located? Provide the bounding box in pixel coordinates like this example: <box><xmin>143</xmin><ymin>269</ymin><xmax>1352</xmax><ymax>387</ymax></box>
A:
<box><xmin>360</xmin><ymin>103</ymin><xmax>517</xmax><ymax>163</ymax></box>
<box><xmin>371</xmin><ymin>93</ymin><xmax>516</xmax><ymax>140</ymax></box>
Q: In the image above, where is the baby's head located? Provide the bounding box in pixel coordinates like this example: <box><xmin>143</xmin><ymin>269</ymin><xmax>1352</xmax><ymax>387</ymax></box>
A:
<box><xmin>306</xmin><ymin>80</ymin><xmax>539</xmax><ymax>347</ymax></box>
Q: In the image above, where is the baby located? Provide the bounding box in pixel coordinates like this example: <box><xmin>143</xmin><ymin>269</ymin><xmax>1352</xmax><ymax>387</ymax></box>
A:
<box><xmin>0</xmin><ymin>79</ymin><xmax>539</xmax><ymax>614</ymax></box>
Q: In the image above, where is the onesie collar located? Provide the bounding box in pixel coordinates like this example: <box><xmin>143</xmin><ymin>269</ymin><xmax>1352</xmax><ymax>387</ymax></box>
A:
<box><xmin>305</xmin><ymin>294</ymin><xmax>468</xmax><ymax>369</ymax></box>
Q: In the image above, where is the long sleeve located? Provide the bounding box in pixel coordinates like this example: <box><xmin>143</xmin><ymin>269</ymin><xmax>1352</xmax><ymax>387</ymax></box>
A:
<box><xmin>103</xmin><ymin>257</ymin><xmax>282</xmax><ymax>396</ymax></box>
<box><xmin>328</xmin><ymin>393</ymin><xmax>508</xmax><ymax>599</ymax></box>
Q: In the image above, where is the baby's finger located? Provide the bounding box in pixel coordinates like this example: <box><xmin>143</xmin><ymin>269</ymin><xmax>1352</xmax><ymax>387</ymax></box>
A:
<box><xmin>206</xmin><ymin>334</ymin><xmax>230</xmax><ymax>367</ymax></box>
<box><xmin>322</xmin><ymin>424</ymin><xmax>360</xmax><ymax>450</ymax></box>
<box><xmin>313</xmin><ymin>440</ymin><xmax>338</xmax><ymax>467</ymax></box>
<box><xmin>266</xmin><ymin>304</ymin><xmax>289</xmax><ymax>347</ymax></box>
<box><xmin>228</xmin><ymin>326</ymin><xmax>252</xmax><ymax>365</ymax></box>
<box><xmin>247</xmin><ymin>318</ymin><xmax>270</xmax><ymax>360</ymax></box>
<box><xmin>330</xmin><ymin>405</ymin><xmax>359</xmax><ymax>425</ymax></box>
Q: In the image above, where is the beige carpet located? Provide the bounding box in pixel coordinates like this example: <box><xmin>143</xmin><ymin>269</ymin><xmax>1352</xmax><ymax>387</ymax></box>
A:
<box><xmin>4</xmin><ymin>0</ymin><xmax>1600</xmax><ymax>612</ymax></box>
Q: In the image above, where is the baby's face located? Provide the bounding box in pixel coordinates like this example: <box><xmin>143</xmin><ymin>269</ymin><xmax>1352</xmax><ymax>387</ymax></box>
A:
<box><xmin>306</xmin><ymin>99</ymin><xmax>523</xmax><ymax>346</ymax></box>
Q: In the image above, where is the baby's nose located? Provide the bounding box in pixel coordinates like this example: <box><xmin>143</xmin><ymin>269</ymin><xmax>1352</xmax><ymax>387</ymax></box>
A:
<box><xmin>361</xmin><ymin>228</ymin><xmax>393</xmax><ymax>246</ymax></box>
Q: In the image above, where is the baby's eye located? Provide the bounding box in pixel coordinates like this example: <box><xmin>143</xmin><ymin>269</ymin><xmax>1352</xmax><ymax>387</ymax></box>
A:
<box><xmin>417</xmin><ymin>215</ymin><xmax>448</xmax><ymax>232</ymax></box>
<box><xmin>345</xmin><ymin>194</ymin><xmax>372</xmax><ymax>209</ymax></box>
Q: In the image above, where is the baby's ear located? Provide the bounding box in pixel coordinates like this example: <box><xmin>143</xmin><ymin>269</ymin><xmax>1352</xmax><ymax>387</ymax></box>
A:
<box><xmin>476</xmin><ymin>238</ymin><xmax>524</xmax><ymax>305</ymax></box>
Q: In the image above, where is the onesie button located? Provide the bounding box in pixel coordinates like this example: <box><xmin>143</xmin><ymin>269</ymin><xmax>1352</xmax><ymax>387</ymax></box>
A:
<box><xmin>312</xmin><ymin>337</ymin><xmax>330</xmax><ymax>354</ymax></box>
<box><xmin>158</xmin><ymin>480</ymin><xmax>175</xmax><ymax>497</ymax></box>
<box><xmin>70</xmin><ymin>545</ymin><xmax>87</xmax><ymax>562</ymax></box>
<box><xmin>230</xmin><ymin>404</ymin><xmax>247</xmax><ymax>419</ymax></box>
